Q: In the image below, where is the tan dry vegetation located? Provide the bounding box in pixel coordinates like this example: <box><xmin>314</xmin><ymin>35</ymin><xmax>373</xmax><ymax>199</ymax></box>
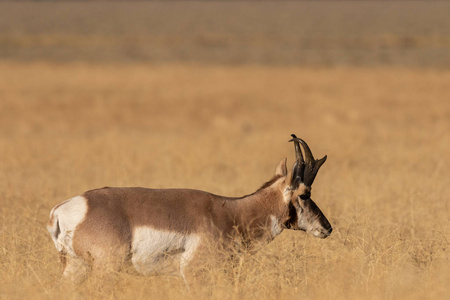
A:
<box><xmin>0</xmin><ymin>62</ymin><xmax>449</xmax><ymax>299</ymax></box>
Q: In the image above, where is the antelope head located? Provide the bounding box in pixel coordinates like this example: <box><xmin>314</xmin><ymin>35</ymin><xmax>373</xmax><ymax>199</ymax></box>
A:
<box><xmin>283</xmin><ymin>134</ymin><xmax>332</xmax><ymax>238</ymax></box>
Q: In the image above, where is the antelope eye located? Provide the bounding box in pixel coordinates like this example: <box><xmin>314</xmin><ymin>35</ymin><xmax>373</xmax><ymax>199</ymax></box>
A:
<box><xmin>299</xmin><ymin>191</ymin><xmax>310</xmax><ymax>200</ymax></box>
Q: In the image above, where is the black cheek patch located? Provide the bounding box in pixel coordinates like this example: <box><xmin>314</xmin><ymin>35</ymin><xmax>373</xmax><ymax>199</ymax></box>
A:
<box><xmin>300</xmin><ymin>191</ymin><xmax>311</xmax><ymax>200</ymax></box>
<box><xmin>285</xmin><ymin>202</ymin><xmax>298</xmax><ymax>229</ymax></box>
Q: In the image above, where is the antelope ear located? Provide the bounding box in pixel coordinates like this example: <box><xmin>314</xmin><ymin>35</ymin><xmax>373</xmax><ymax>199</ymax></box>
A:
<box><xmin>285</xmin><ymin>161</ymin><xmax>298</xmax><ymax>188</ymax></box>
<box><xmin>275</xmin><ymin>157</ymin><xmax>288</xmax><ymax>176</ymax></box>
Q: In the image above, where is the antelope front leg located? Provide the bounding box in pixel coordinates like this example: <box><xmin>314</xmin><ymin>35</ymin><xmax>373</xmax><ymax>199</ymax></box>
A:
<box><xmin>179</xmin><ymin>235</ymin><xmax>202</xmax><ymax>285</ymax></box>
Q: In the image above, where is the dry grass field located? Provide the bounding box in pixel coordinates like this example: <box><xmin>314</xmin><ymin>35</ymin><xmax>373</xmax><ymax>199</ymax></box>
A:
<box><xmin>1</xmin><ymin>1</ymin><xmax>450</xmax><ymax>300</ymax></box>
<box><xmin>1</xmin><ymin>63</ymin><xmax>449</xmax><ymax>300</ymax></box>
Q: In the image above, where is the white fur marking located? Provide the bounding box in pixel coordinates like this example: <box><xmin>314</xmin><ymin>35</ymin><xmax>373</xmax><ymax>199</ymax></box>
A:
<box><xmin>131</xmin><ymin>226</ymin><xmax>200</xmax><ymax>276</ymax></box>
<box><xmin>48</xmin><ymin>196</ymin><xmax>88</xmax><ymax>256</ymax></box>
<box><xmin>270</xmin><ymin>215</ymin><xmax>283</xmax><ymax>238</ymax></box>
<box><xmin>282</xmin><ymin>187</ymin><xmax>292</xmax><ymax>204</ymax></box>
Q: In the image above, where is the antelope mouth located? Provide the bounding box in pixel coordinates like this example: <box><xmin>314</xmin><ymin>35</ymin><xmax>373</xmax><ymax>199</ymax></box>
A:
<box><xmin>314</xmin><ymin>228</ymin><xmax>332</xmax><ymax>239</ymax></box>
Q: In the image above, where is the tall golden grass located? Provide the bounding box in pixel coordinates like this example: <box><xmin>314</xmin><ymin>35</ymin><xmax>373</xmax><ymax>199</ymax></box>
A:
<box><xmin>0</xmin><ymin>62</ymin><xmax>448</xmax><ymax>299</ymax></box>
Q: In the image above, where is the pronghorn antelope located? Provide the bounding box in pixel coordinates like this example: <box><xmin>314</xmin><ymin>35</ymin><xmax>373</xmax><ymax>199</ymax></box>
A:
<box><xmin>47</xmin><ymin>135</ymin><xmax>332</xmax><ymax>282</ymax></box>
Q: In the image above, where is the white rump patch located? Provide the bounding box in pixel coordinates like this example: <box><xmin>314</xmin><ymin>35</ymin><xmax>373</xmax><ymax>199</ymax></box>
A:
<box><xmin>131</xmin><ymin>226</ymin><xmax>201</xmax><ymax>276</ymax></box>
<box><xmin>48</xmin><ymin>196</ymin><xmax>88</xmax><ymax>257</ymax></box>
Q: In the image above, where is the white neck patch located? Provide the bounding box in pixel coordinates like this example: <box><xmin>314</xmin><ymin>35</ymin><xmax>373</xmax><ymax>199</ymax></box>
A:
<box><xmin>270</xmin><ymin>215</ymin><xmax>283</xmax><ymax>238</ymax></box>
<box><xmin>282</xmin><ymin>187</ymin><xmax>292</xmax><ymax>204</ymax></box>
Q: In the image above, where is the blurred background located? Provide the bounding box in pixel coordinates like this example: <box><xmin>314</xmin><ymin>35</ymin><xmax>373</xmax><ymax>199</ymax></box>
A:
<box><xmin>1</xmin><ymin>1</ymin><xmax>450</xmax><ymax>67</ymax></box>
<box><xmin>0</xmin><ymin>1</ymin><xmax>449</xmax><ymax>299</ymax></box>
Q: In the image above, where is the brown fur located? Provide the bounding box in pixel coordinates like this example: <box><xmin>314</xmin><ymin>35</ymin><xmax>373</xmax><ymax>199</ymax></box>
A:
<box><xmin>73</xmin><ymin>175</ymin><xmax>289</xmax><ymax>265</ymax></box>
<box><xmin>56</xmin><ymin>156</ymin><xmax>331</xmax><ymax>279</ymax></box>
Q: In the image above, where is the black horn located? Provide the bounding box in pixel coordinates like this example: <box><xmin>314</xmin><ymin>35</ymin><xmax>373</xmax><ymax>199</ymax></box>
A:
<box><xmin>297</xmin><ymin>138</ymin><xmax>315</xmax><ymax>164</ymax></box>
<box><xmin>289</xmin><ymin>135</ymin><xmax>327</xmax><ymax>187</ymax></box>
<box><xmin>289</xmin><ymin>134</ymin><xmax>305</xmax><ymax>188</ymax></box>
